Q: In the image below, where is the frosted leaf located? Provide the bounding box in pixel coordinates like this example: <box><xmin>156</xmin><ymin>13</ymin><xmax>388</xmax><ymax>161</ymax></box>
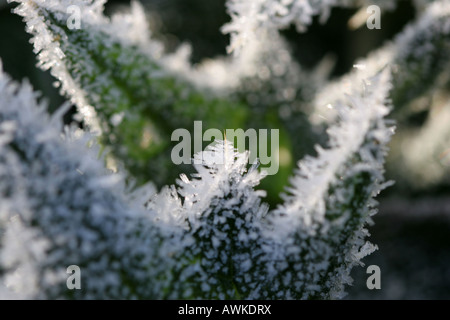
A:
<box><xmin>0</xmin><ymin>64</ymin><xmax>177</xmax><ymax>299</ymax></box>
<box><xmin>159</xmin><ymin>140</ymin><xmax>270</xmax><ymax>299</ymax></box>
<box><xmin>311</xmin><ymin>0</ymin><xmax>450</xmax><ymax>125</ymax></box>
<box><xmin>277</xmin><ymin>69</ymin><xmax>392</xmax><ymax>231</ymax></box>
<box><xmin>9</xmin><ymin>0</ymin><xmax>251</xmax><ymax>187</ymax></box>
<box><xmin>263</xmin><ymin>69</ymin><xmax>394</xmax><ymax>299</ymax></box>
<box><xmin>3</xmin><ymin>0</ymin><xmax>409</xmax><ymax>300</ymax></box>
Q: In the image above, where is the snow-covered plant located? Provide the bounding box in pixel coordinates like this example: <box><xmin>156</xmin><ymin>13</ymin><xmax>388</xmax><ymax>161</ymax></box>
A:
<box><xmin>1</xmin><ymin>0</ymin><xmax>448</xmax><ymax>299</ymax></box>
<box><xmin>308</xmin><ymin>0</ymin><xmax>450</xmax><ymax>193</ymax></box>
<box><xmin>0</xmin><ymin>61</ymin><xmax>393</xmax><ymax>299</ymax></box>
<box><xmin>0</xmin><ymin>62</ymin><xmax>181</xmax><ymax>299</ymax></box>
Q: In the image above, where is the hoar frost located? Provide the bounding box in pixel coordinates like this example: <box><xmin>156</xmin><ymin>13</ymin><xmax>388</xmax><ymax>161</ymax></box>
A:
<box><xmin>0</xmin><ymin>0</ymin><xmax>412</xmax><ymax>299</ymax></box>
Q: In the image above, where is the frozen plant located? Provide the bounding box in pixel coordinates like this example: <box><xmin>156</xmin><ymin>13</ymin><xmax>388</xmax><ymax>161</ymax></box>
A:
<box><xmin>1</xmin><ymin>0</ymin><xmax>448</xmax><ymax>299</ymax></box>
<box><xmin>0</xmin><ymin>62</ymin><xmax>180</xmax><ymax>299</ymax></box>
<box><xmin>0</xmin><ymin>61</ymin><xmax>394</xmax><ymax>299</ymax></box>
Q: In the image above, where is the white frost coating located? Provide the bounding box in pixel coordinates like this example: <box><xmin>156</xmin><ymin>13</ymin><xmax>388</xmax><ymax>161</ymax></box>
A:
<box><xmin>0</xmin><ymin>64</ymin><xmax>169</xmax><ymax>299</ymax></box>
<box><xmin>108</xmin><ymin>1</ymin><xmax>164</xmax><ymax>59</ymax></box>
<box><xmin>275</xmin><ymin>69</ymin><xmax>393</xmax><ymax>233</ymax></box>
<box><xmin>161</xmin><ymin>35</ymin><xmax>268</xmax><ymax>91</ymax></box>
<box><xmin>3</xmin><ymin>0</ymin><xmax>403</xmax><ymax>299</ymax></box>
<box><xmin>153</xmin><ymin>2</ymin><xmax>319</xmax><ymax>94</ymax></box>
<box><xmin>8</xmin><ymin>0</ymin><xmax>105</xmax><ymax>131</ymax></box>
<box><xmin>311</xmin><ymin>48</ymin><xmax>393</xmax><ymax>125</ymax></box>
<box><xmin>264</xmin><ymin>70</ymin><xmax>394</xmax><ymax>299</ymax></box>
<box><xmin>9</xmin><ymin>0</ymin><xmax>310</xmax><ymax>126</ymax></box>
<box><xmin>222</xmin><ymin>0</ymin><xmax>325</xmax><ymax>55</ymax></box>
<box><xmin>1</xmin><ymin>217</ymin><xmax>48</xmax><ymax>299</ymax></box>
<box><xmin>176</xmin><ymin>140</ymin><xmax>267</xmax><ymax>231</ymax></box>
<box><xmin>110</xmin><ymin>1</ymin><xmax>150</xmax><ymax>46</ymax></box>
<box><xmin>222</xmin><ymin>0</ymin><xmax>398</xmax><ymax>54</ymax></box>
<box><xmin>311</xmin><ymin>0</ymin><xmax>450</xmax><ymax>125</ymax></box>
<box><xmin>8</xmin><ymin>0</ymin><xmax>164</xmax><ymax>132</ymax></box>
<box><xmin>147</xmin><ymin>185</ymin><xmax>187</xmax><ymax>228</ymax></box>
<box><xmin>157</xmin><ymin>140</ymin><xmax>269</xmax><ymax>298</ymax></box>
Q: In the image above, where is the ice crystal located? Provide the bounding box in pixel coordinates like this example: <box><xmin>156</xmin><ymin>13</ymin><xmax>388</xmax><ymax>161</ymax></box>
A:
<box><xmin>0</xmin><ymin>62</ymin><xmax>173</xmax><ymax>299</ymax></box>
<box><xmin>4</xmin><ymin>0</ymin><xmax>432</xmax><ymax>300</ymax></box>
